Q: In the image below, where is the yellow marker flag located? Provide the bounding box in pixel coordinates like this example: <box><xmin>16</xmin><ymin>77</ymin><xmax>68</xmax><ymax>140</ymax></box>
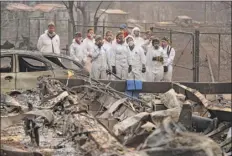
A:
<box><xmin>67</xmin><ymin>70</ymin><xmax>74</xmax><ymax>78</ymax></box>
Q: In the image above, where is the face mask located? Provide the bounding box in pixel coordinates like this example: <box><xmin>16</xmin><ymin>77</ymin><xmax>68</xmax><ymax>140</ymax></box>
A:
<box><xmin>128</xmin><ymin>40</ymin><xmax>134</xmax><ymax>47</ymax></box>
<box><xmin>134</xmin><ymin>31</ymin><xmax>139</xmax><ymax>37</ymax></box>
<box><xmin>162</xmin><ymin>43</ymin><xmax>167</xmax><ymax>48</ymax></box>
<box><xmin>154</xmin><ymin>45</ymin><xmax>159</xmax><ymax>49</ymax></box>
<box><xmin>87</xmin><ymin>33</ymin><xmax>94</xmax><ymax>39</ymax></box>
<box><xmin>75</xmin><ymin>38</ymin><xmax>81</xmax><ymax>44</ymax></box>
<box><xmin>96</xmin><ymin>41</ymin><xmax>103</xmax><ymax>48</ymax></box>
<box><xmin>117</xmin><ymin>38</ymin><xmax>124</xmax><ymax>44</ymax></box>
<box><xmin>106</xmin><ymin>36</ymin><xmax>112</xmax><ymax>42</ymax></box>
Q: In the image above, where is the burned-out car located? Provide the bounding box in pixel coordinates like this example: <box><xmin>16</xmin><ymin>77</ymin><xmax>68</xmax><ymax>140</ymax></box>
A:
<box><xmin>0</xmin><ymin>50</ymin><xmax>81</xmax><ymax>93</ymax></box>
<box><xmin>42</xmin><ymin>53</ymin><xmax>89</xmax><ymax>76</ymax></box>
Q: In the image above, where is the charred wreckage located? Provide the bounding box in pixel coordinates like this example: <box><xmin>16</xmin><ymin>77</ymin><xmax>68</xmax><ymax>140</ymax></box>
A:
<box><xmin>1</xmin><ymin>75</ymin><xmax>231</xmax><ymax>156</ymax></box>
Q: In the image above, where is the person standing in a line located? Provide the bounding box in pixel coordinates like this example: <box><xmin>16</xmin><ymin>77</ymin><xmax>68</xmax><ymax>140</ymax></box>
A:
<box><xmin>161</xmin><ymin>37</ymin><xmax>176</xmax><ymax>82</ymax></box>
<box><xmin>146</xmin><ymin>38</ymin><xmax>165</xmax><ymax>82</ymax></box>
<box><xmin>91</xmin><ymin>35</ymin><xmax>108</xmax><ymax>80</ymax></box>
<box><xmin>69</xmin><ymin>32</ymin><xmax>84</xmax><ymax>63</ymax></box>
<box><xmin>37</xmin><ymin>22</ymin><xmax>60</xmax><ymax>54</ymax></box>
<box><xmin>111</xmin><ymin>31</ymin><xmax>132</xmax><ymax>80</ymax></box>
<box><xmin>102</xmin><ymin>30</ymin><xmax>114</xmax><ymax>79</ymax></box>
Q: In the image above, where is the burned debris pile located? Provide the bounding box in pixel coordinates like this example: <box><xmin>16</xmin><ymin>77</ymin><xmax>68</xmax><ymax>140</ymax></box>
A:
<box><xmin>1</xmin><ymin>76</ymin><xmax>231</xmax><ymax>156</ymax></box>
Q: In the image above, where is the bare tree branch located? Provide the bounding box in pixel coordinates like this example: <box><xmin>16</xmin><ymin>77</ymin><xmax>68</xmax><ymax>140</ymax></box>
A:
<box><xmin>82</xmin><ymin>1</ymin><xmax>88</xmax><ymax>8</ymax></box>
<box><xmin>62</xmin><ymin>1</ymin><xmax>68</xmax><ymax>9</ymax></box>
<box><xmin>221</xmin><ymin>1</ymin><xmax>231</xmax><ymax>8</ymax></box>
<box><xmin>208</xmin><ymin>36</ymin><xmax>231</xmax><ymax>56</ymax></box>
<box><xmin>94</xmin><ymin>1</ymin><xmax>103</xmax><ymax>18</ymax></box>
<box><xmin>98</xmin><ymin>1</ymin><xmax>112</xmax><ymax>19</ymax></box>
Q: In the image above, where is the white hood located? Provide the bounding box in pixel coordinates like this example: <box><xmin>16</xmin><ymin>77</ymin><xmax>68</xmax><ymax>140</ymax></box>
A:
<box><xmin>132</xmin><ymin>27</ymin><xmax>140</xmax><ymax>36</ymax></box>
<box><xmin>125</xmin><ymin>35</ymin><xmax>135</xmax><ymax>42</ymax></box>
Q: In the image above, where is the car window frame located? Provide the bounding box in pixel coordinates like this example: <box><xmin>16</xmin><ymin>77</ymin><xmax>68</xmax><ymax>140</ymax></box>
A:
<box><xmin>59</xmin><ymin>57</ymin><xmax>83</xmax><ymax>70</ymax></box>
<box><xmin>16</xmin><ymin>54</ymin><xmax>53</xmax><ymax>73</ymax></box>
<box><xmin>0</xmin><ymin>54</ymin><xmax>15</xmax><ymax>73</ymax></box>
<box><xmin>44</xmin><ymin>55</ymin><xmax>83</xmax><ymax>70</ymax></box>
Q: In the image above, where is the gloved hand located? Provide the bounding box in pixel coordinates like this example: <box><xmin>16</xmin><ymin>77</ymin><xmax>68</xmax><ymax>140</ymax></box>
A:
<box><xmin>128</xmin><ymin>65</ymin><xmax>132</xmax><ymax>73</ymax></box>
<box><xmin>142</xmin><ymin>64</ymin><xmax>146</xmax><ymax>73</ymax></box>
<box><xmin>106</xmin><ymin>69</ymin><xmax>111</xmax><ymax>75</ymax></box>
<box><xmin>159</xmin><ymin>56</ymin><xmax>164</xmax><ymax>62</ymax></box>
<box><xmin>164</xmin><ymin>66</ymin><xmax>168</xmax><ymax>72</ymax></box>
<box><xmin>112</xmin><ymin>66</ymin><xmax>116</xmax><ymax>74</ymax></box>
<box><xmin>152</xmin><ymin>57</ymin><xmax>157</xmax><ymax>61</ymax></box>
<box><xmin>152</xmin><ymin>56</ymin><xmax>164</xmax><ymax>62</ymax></box>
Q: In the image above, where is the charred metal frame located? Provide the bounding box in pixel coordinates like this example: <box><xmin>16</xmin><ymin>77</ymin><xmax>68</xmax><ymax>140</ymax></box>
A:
<box><xmin>151</xmin><ymin>28</ymin><xmax>231</xmax><ymax>83</ymax></box>
<box><xmin>61</xmin><ymin>79</ymin><xmax>231</xmax><ymax>95</ymax></box>
<box><xmin>199</xmin><ymin>32</ymin><xmax>231</xmax><ymax>82</ymax></box>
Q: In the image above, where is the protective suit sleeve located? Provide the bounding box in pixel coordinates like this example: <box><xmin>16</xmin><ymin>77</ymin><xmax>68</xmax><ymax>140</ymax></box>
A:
<box><xmin>105</xmin><ymin>48</ymin><xmax>112</xmax><ymax>70</ymax></box>
<box><xmin>69</xmin><ymin>44</ymin><xmax>80</xmax><ymax>62</ymax></box>
<box><xmin>82</xmin><ymin>40</ymin><xmax>87</xmax><ymax>55</ymax></box>
<box><xmin>111</xmin><ymin>46</ymin><xmax>116</xmax><ymax>66</ymax></box>
<box><xmin>141</xmin><ymin>40</ymin><xmax>150</xmax><ymax>53</ymax></box>
<box><xmin>161</xmin><ymin>49</ymin><xmax>168</xmax><ymax>65</ymax></box>
<box><xmin>92</xmin><ymin>47</ymin><xmax>100</xmax><ymax>59</ymax></box>
<box><xmin>167</xmin><ymin>48</ymin><xmax>175</xmax><ymax>66</ymax></box>
<box><xmin>139</xmin><ymin>47</ymin><xmax>146</xmax><ymax>65</ymax></box>
<box><xmin>57</xmin><ymin>35</ymin><xmax>60</xmax><ymax>50</ymax></box>
<box><xmin>126</xmin><ymin>47</ymin><xmax>132</xmax><ymax>65</ymax></box>
<box><xmin>37</xmin><ymin>36</ymin><xmax>42</xmax><ymax>51</ymax></box>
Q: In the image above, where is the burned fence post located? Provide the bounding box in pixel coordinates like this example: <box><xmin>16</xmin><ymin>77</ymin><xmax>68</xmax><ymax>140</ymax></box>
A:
<box><xmin>15</xmin><ymin>19</ymin><xmax>20</xmax><ymax>45</ymax></box>
<box><xmin>37</xmin><ymin>19</ymin><xmax>40</xmax><ymax>40</ymax></box>
<box><xmin>194</xmin><ymin>30</ymin><xmax>200</xmax><ymax>82</ymax></box>
<box><xmin>66</xmin><ymin>44</ymin><xmax>69</xmax><ymax>56</ymax></box>
<box><xmin>217</xmin><ymin>33</ymin><xmax>221</xmax><ymax>81</ymax></box>
<box><xmin>169</xmin><ymin>29</ymin><xmax>172</xmax><ymax>45</ymax></box>
<box><xmin>192</xmin><ymin>34</ymin><xmax>195</xmax><ymax>82</ymax></box>
<box><xmin>28</xmin><ymin>18</ymin><xmax>31</xmax><ymax>50</ymax></box>
<box><xmin>103</xmin><ymin>18</ymin><xmax>106</xmax><ymax>37</ymax></box>
<box><xmin>68</xmin><ymin>19</ymin><xmax>72</xmax><ymax>53</ymax></box>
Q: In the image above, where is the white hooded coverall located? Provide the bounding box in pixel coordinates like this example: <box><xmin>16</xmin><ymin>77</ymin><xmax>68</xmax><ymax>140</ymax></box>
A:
<box><xmin>163</xmin><ymin>45</ymin><xmax>175</xmax><ymax>81</ymax></box>
<box><xmin>146</xmin><ymin>46</ymin><xmax>165</xmax><ymax>82</ymax></box>
<box><xmin>102</xmin><ymin>40</ymin><xmax>113</xmax><ymax>80</ymax></box>
<box><xmin>126</xmin><ymin>36</ymin><xmax>146</xmax><ymax>80</ymax></box>
<box><xmin>91</xmin><ymin>45</ymin><xmax>107</xmax><ymax>79</ymax></box>
<box><xmin>132</xmin><ymin>27</ymin><xmax>145</xmax><ymax>47</ymax></box>
<box><xmin>37</xmin><ymin>30</ymin><xmax>60</xmax><ymax>54</ymax></box>
<box><xmin>111</xmin><ymin>42</ymin><xmax>132</xmax><ymax>80</ymax></box>
<box><xmin>82</xmin><ymin>37</ymin><xmax>95</xmax><ymax>62</ymax></box>
<box><xmin>102</xmin><ymin>40</ymin><xmax>113</xmax><ymax>71</ymax></box>
<box><xmin>69</xmin><ymin>39</ymin><xmax>84</xmax><ymax>63</ymax></box>
<box><xmin>142</xmin><ymin>39</ymin><xmax>152</xmax><ymax>55</ymax></box>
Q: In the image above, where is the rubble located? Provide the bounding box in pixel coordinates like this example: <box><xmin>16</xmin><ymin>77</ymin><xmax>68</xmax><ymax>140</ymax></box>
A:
<box><xmin>139</xmin><ymin>117</ymin><xmax>225</xmax><ymax>156</ymax></box>
<box><xmin>1</xmin><ymin>76</ymin><xmax>231</xmax><ymax>155</ymax></box>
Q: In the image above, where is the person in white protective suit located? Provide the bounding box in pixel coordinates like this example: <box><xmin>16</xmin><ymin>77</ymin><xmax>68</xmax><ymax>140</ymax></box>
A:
<box><xmin>102</xmin><ymin>30</ymin><xmax>114</xmax><ymax>79</ymax></box>
<box><xmin>125</xmin><ymin>35</ymin><xmax>146</xmax><ymax>80</ymax></box>
<box><xmin>141</xmin><ymin>30</ymin><xmax>153</xmax><ymax>55</ymax></box>
<box><xmin>132</xmin><ymin>27</ymin><xmax>145</xmax><ymax>46</ymax></box>
<box><xmin>111</xmin><ymin>31</ymin><xmax>132</xmax><ymax>80</ymax></box>
<box><xmin>161</xmin><ymin>37</ymin><xmax>176</xmax><ymax>82</ymax></box>
<box><xmin>146</xmin><ymin>38</ymin><xmax>166</xmax><ymax>82</ymax></box>
<box><xmin>82</xmin><ymin>28</ymin><xmax>95</xmax><ymax>62</ymax></box>
<box><xmin>69</xmin><ymin>32</ymin><xmax>84</xmax><ymax>63</ymax></box>
<box><xmin>91</xmin><ymin>35</ymin><xmax>108</xmax><ymax>79</ymax></box>
<box><xmin>37</xmin><ymin>22</ymin><xmax>60</xmax><ymax>54</ymax></box>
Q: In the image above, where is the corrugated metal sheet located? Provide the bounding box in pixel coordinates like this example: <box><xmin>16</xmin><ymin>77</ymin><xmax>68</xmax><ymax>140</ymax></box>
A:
<box><xmin>177</xmin><ymin>16</ymin><xmax>192</xmax><ymax>20</ymax></box>
<box><xmin>33</xmin><ymin>3</ymin><xmax>66</xmax><ymax>13</ymax></box>
<box><xmin>6</xmin><ymin>3</ymin><xmax>34</xmax><ymax>12</ymax></box>
<box><xmin>6</xmin><ymin>3</ymin><xmax>66</xmax><ymax>13</ymax></box>
<box><xmin>100</xmin><ymin>9</ymin><xmax>128</xmax><ymax>15</ymax></box>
